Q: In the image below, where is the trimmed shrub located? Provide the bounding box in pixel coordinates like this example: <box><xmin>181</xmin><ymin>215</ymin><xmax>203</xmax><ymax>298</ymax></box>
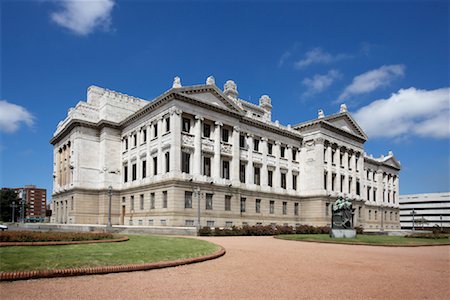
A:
<box><xmin>0</xmin><ymin>231</ymin><xmax>114</xmax><ymax>242</ymax></box>
<box><xmin>198</xmin><ymin>224</ymin><xmax>331</xmax><ymax>236</ymax></box>
<box><xmin>355</xmin><ymin>225</ymin><xmax>364</xmax><ymax>235</ymax></box>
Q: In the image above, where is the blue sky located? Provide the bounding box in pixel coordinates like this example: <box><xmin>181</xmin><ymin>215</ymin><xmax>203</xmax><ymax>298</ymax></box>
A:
<box><xmin>1</xmin><ymin>0</ymin><xmax>449</xmax><ymax>201</ymax></box>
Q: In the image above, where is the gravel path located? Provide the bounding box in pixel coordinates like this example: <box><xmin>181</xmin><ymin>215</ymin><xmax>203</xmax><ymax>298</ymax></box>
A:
<box><xmin>1</xmin><ymin>236</ymin><xmax>449</xmax><ymax>299</ymax></box>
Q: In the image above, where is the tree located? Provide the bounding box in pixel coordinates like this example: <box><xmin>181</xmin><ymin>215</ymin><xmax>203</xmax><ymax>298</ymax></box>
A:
<box><xmin>0</xmin><ymin>189</ymin><xmax>20</xmax><ymax>222</ymax></box>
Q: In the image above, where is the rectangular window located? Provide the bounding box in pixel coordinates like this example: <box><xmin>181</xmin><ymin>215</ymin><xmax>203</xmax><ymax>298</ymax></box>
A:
<box><xmin>281</xmin><ymin>172</ymin><xmax>287</xmax><ymax>189</ymax></box>
<box><xmin>225</xmin><ymin>221</ymin><xmax>233</xmax><ymax>227</ymax></box>
<box><xmin>185</xmin><ymin>220</ymin><xmax>194</xmax><ymax>226</ymax></box>
<box><xmin>182</xmin><ymin>152</ymin><xmax>190</xmax><ymax>173</ymax></box>
<box><xmin>255</xmin><ymin>199</ymin><xmax>261</xmax><ymax>213</ymax></box>
<box><xmin>153</xmin><ymin>156</ymin><xmax>158</xmax><ymax>175</ymax></box>
<box><xmin>294</xmin><ymin>203</ymin><xmax>299</xmax><ymax>216</ymax></box>
<box><xmin>203</xmin><ymin>123</ymin><xmax>211</xmax><ymax>138</ymax></box>
<box><xmin>125</xmin><ymin>138</ymin><xmax>128</xmax><ymax>150</ymax></box>
<box><xmin>240</xmin><ymin>197</ymin><xmax>246</xmax><ymax>213</ymax></box>
<box><xmin>161</xmin><ymin>219</ymin><xmax>167</xmax><ymax>226</ymax></box>
<box><xmin>254</xmin><ymin>166</ymin><xmax>261</xmax><ymax>185</ymax></box>
<box><xmin>206</xmin><ymin>193</ymin><xmax>213</xmax><ymax>210</ymax></box>
<box><xmin>132</xmin><ymin>163</ymin><xmax>137</xmax><ymax>181</ymax></box>
<box><xmin>207</xmin><ymin>220</ymin><xmax>215</xmax><ymax>227</ymax></box>
<box><xmin>133</xmin><ymin>133</ymin><xmax>137</xmax><ymax>147</ymax></box>
<box><xmin>358</xmin><ymin>206</ymin><xmax>361</xmax><ymax>218</ymax></box>
<box><xmin>222</xmin><ymin>160</ymin><xmax>230</xmax><ymax>179</ymax></box>
<box><xmin>326</xmin><ymin>203</ymin><xmax>330</xmax><ymax>216</ymax></box>
<box><xmin>280</xmin><ymin>146</ymin><xmax>286</xmax><ymax>158</ymax></box>
<box><xmin>282</xmin><ymin>202</ymin><xmax>287</xmax><ymax>215</ymax></box>
<box><xmin>340</xmin><ymin>175</ymin><xmax>344</xmax><ymax>192</ymax></box>
<box><xmin>140</xmin><ymin>194</ymin><xmax>144</xmax><ymax>210</ymax></box>
<box><xmin>239</xmin><ymin>162</ymin><xmax>246</xmax><ymax>183</ymax></box>
<box><xmin>153</xmin><ymin>123</ymin><xmax>158</xmax><ymax>138</ymax></box>
<box><xmin>222</xmin><ymin>128</ymin><xmax>229</xmax><ymax>142</ymax></box>
<box><xmin>239</xmin><ymin>135</ymin><xmax>246</xmax><ymax>148</ymax></box>
<box><xmin>150</xmin><ymin>193</ymin><xmax>155</xmax><ymax>209</ymax></box>
<box><xmin>369</xmin><ymin>210</ymin><xmax>372</xmax><ymax>220</ymax></box>
<box><xmin>293</xmin><ymin>174</ymin><xmax>298</xmax><ymax>190</ymax></box>
<box><xmin>324</xmin><ymin>171</ymin><xmax>328</xmax><ymax>190</ymax></box>
<box><xmin>148</xmin><ymin>219</ymin><xmax>154</xmax><ymax>226</ymax></box>
<box><xmin>165</xmin><ymin>117</ymin><xmax>170</xmax><ymax>132</ymax></box>
<box><xmin>203</xmin><ymin>157</ymin><xmax>211</xmax><ymax>177</ymax></box>
<box><xmin>123</xmin><ymin>165</ymin><xmax>128</xmax><ymax>183</ymax></box>
<box><xmin>356</xmin><ymin>180</ymin><xmax>360</xmax><ymax>196</ymax></box>
<box><xmin>374</xmin><ymin>188</ymin><xmax>377</xmax><ymax>202</ymax></box>
<box><xmin>185</xmin><ymin>191</ymin><xmax>192</xmax><ymax>208</ymax></box>
<box><xmin>269</xmin><ymin>201</ymin><xmax>275</xmax><ymax>214</ymax></box>
<box><xmin>130</xmin><ymin>195</ymin><xmax>134</xmax><ymax>211</ymax></box>
<box><xmin>349</xmin><ymin>177</ymin><xmax>352</xmax><ymax>193</ymax></box>
<box><xmin>292</xmin><ymin>148</ymin><xmax>297</xmax><ymax>161</ymax></box>
<box><xmin>165</xmin><ymin>152</ymin><xmax>170</xmax><ymax>173</ymax></box>
<box><xmin>142</xmin><ymin>160</ymin><xmax>147</xmax><ymax>179</ymax></box>
<box><xmin>254</xmin><ymin>139</ymin><xmax>260</xmax><ymax>152</ymax></box>
<box><xmin>182</xmin><ymin>118</ymin><xmax>190</xmax><ymax>133</ymax></box>
<box><xmin>143</xmin><ymin>129</ymin><xmax>147</xmax><ymax>143</ymax></box>
<box><xmin>268</xmin><ymin>143</ymin><xmax>273</xmax><ymax>155</ymax></box>
<box><xmin>331</xmin><ymin>149</ymin><xmax>335</xmax><ymax>164</ymax></box>
<box><xmin>375</xmin><ymin>210</ymin><xmax>378</xmax><ymax>220</ymax></box>
<box><xmin>162</xmin><ymin>191</ymin><xmax>168</xmax><ymax>208</ymax></box>
<box><xmin>268</xmin><ymin>170</ymin><xmax>273</xmax><ymax>187</ymax></box>
<box><xmin>122</xmin><ymin>196</ymin><xmax>126</xmax><ymax>203</ymax></box>
<box><xmin>225</xmin><ymin>195</ymin><xmax>231</xmax><ymax>211</ymax></box>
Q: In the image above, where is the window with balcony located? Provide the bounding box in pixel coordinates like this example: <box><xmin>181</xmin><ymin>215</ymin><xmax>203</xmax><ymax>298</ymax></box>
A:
<box><xmin>203</xmin><ymin>157</ymin><xmax>211</xmax><ymax>177</ymax></box>
<box><xmin>165</xmin><ymin>117</ymin><xmax>170</xmax><ymax>132</ymax></box>
<box><xmin>165</xmin><ymin>152</ymin><xmax>170</xmax><ymax>173</ymax></box>
<box><xmin>123</xmin><ymin>165</ymin><xmax>128</xmax><ymax>183</ymax></box>
<box><xmin>142</xmin><ymin>129</ymin><xmax>147</xmax><ymax>143</ymax></box>
<box><xmin>153</xmin><ymin>123</ymin><xmax>158</xmax><ymax>138</ymax></box>
<box><xmin>254</xmin><ymin>139</ymin><xmax>260</xmax><ymax>152</ymax></box>
<box><xmin>239</xmin><ymin>162</ymin><xmax>246</xmax><ymax>183</ymax></box>
<box><xmin>268</xmin><ymin>142</ymin><xmax>273</xmax><ymax>155</ymax></box>
<box><xmin>153</xmin><ymin>156</ymin><xmax>158</xmax><ymax>175</ymax></box>
<box><xmin>280</xmin><ymin>146</ymin><xmax>286</xmax><ymax>158</ymax></box>
<box><xmin>239</xmin><ymin>135</ymin><xmax>246</xmax><ymax>148</ymax></box>
<box><xmin>222</xmin><ymin>160</ymin><xmax>230</xmax><ymax>179</ymax></box>
<box><xmin>268</xmin><ymin>170</ymin><xmax>273</xmax><ymax>187</ymax></box>
<box><xmin>254</xmin><ymin>166</ymin><xmax>261</xmax><ymax>185</ymax></box>
<box><xmin>142</xmin><ymin>160</ymin><xmax>147</xmax><ymax>179</ymax></box>
<box><xmin>182</xmin><ymin>152</ymin><xmax>190</xmax><ymax>173</ymax></box>
<box><xmin>203</xmin><ymin>123</ymin><xmax>211</xmax><ymax>138</ymax></box>
<box><xmin>356</xmin><ymin>180</ymin><xmax>360</xmax><ymax>196</ymax></box>
<box><xmin>182</xmin><ymin>118</ymin><xmax>190</xmax><ymax>133</ymax></box>
<box><xmin>133</xmin><ymin>133</ymin><xmax>137</xmax><ymax>147</ymax></box>
<box><xmin>132</xmin><ymin>163</ymin><xmax>137</xmax><ymax>181</ymax></box>
<box><xmin>281</xmin><ymin>172</ymin><xmax>287</xmax><ymax>189</ymax></box>
<box><xmin>222</xmin><ymin>128</ymin><xmax>229</xmax><ymax>142</ymax></box>
<box><xmin>324</xmin><ymin>171</ymin><xmax>328</xmax><ymax>190</ymax></box>
<box><xmin>292</xmin><ymin>148</ymin><xmax>297</xmax><ymax>161</ymax></box>
<box><xmin>373</xmin><ymin>188</ymin><xmax>377</xmax><ymax>202</ymax></box>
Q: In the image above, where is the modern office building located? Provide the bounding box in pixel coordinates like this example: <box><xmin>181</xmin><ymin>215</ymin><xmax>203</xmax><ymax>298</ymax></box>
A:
<box><xmin>50</xmin><ymin>76</ymin><xmax>400</xmax><ymax>229</ymax></box>
<box><xmin>399</xmin><ymin>192</ymin><xmax>450</xmax><ymax>229</ymax></box>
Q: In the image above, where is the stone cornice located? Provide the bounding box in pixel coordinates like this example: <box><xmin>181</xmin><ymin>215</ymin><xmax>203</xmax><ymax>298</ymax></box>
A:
<box><xmin>50</xmin><ymin>119</ymin><xmax>120</xmax><ymax>145</ymax></box>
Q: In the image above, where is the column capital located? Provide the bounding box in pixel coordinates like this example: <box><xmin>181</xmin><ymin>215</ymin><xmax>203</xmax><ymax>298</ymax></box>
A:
<box><xmin>261</xmin><ymin>137</ymin><xmax>268</xmax><ymax>142</ymax></box>
<box><xmin>170</xmin><ymin>107</ymin><xmax>182</xmax><ymax>115</ymax></box>
<box><xmin>233</xmin><ymin>125</ymin><xmax>240</xmax><ymax>132</ymax></box>
<box><xmin>315</xmin><ymin>137</ymin><xmax>325</xmax><ymax>144</ymax></box>
<box><xmin>215</xmin><ymin>121</ymin><xmax>223</xmax><ymax>127</ymax></box>
<box><xmin>287</xmin><ymin>144</ymin><xmax>292</xmax><ymax>149</ymax></box>
<box><xmin>246</xmin><ymin>133</ymin><xmax>254</xmax><ymax>138</ymax></box>
<box><xmin>195</xmin><ymin>115</ymin><xmax>204</xmax><ymax>121</ymax></box>
<box><xmin>275</xmin><ymin>141</ymin><xmax>281</xmax><ymax>145</ymax></box>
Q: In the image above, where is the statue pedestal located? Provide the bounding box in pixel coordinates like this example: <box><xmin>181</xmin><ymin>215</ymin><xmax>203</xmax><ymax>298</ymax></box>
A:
<box><xmin>330</xmin><ymin>229</ymin><xmax>356</xmax><ymax>238</ymax></box>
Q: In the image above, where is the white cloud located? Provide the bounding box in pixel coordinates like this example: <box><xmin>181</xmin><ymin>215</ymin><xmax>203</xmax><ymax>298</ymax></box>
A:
<box><xmin>354</xmin><ymin>87</ymin><xmax>450</xmax><ymax>139</ymax></box>
<box><xmin>50</xmin><ymin>0</ymin><xmax>115</xmax><ymax>36</ymax></box>
<box><xmin>0</xmin><ymin>100</ymin><xmax>35</xmax><ymax>133</ymax></box>
<box><xmin>294</xmin><ymin>47</ymin><xmax>350</xmax><ymax>69</ymax></box>
<box><xmin>338</xmin><ymin>64</ymin><xmax>405</xmax><ymax>101</ymax></box>
<box><xmin>302</xmin><ymin>69</ymin><xmax>341</xmax><ymax>96</ymax></box>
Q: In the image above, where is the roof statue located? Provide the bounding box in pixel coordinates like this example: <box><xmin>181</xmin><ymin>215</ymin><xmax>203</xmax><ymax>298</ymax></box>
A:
<box><xmin>339</xmin><ymin>103</ymin><xmax>348</xmax><ymax>113</ymax></box>
<box><xmin>206</xmin><ymin>76</ymin><xmax>215</xmax><ymax>85</ymax></box>
<box><xmin>318</xmin><ymin>109</ymin><xmax>325</xmax><ymax>119</ymax></box>
<box><xmin>172</xmin><ymin>76</ymin><xmax>182</xmax><ymax>88</ymax></box>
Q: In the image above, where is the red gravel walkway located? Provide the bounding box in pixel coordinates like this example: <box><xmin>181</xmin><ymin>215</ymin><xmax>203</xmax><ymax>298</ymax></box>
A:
<box><xmin>1</xmin><ymin>236</ymin><xmax>448</xmax><ymax>299</ymax></box>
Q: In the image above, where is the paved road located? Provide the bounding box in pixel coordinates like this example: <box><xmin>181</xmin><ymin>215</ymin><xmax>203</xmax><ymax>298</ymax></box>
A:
<box><xmin>1</xmin><ymin>236</ymin><xmax>449</xmax><ymax>299</ymax></box>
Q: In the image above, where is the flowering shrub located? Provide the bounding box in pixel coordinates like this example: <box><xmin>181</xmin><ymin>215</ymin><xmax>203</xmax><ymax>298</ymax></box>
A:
<box><xmin>0</xmin><ymin>231</ymin><xmax>114</xmax><ymax>242</ymax></box>
<box><xmin>198</xmin><ymin>225</ymin><xmax>332</xmax><ymax>236</ymax></box>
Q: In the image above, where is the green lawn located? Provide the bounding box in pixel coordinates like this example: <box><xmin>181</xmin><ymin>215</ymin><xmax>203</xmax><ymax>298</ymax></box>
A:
<box><xmin>276</xmin><ymin>234</ymin><xmax>450</xmax><ymax>246</ymax></box>
<box><xmin>0</xmin><ymin>235</ymin><xmax>220</xmax><ymax>272</ymax></box>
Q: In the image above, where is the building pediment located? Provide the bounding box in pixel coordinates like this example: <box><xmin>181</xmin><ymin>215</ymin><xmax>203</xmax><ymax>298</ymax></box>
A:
<box><xmin>382</xmin><ymin>156</ymin><xmax>401</xmax><ymax>170</ymax></box>
<box><xmin>323</xmin><ymin>113</ymin><xmax>368</xmax><ymax>141</ymax></box>
<box><xmin>176</xmin><ymin>85</ymin><xmax>245</xmax><ymax>115</ymax></box>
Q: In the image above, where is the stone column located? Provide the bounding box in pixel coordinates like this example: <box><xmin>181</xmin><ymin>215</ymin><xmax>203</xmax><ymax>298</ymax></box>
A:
<box><xmin>193</xmin><ymin>116</ymin><xmax>203</xmax><ymax>177</ymax></box>
<box><xmin>261</xmin><ymin>137</ymin><xmax>268</xmax><ymax>188</ymax></box>
<box><xmin>326</xmin><ymin>144</ymin><xmax>332</xmax><ymax>191</ymax></box>
<box><xmin>231</xmin><ymin>126</ymin><xmax>240</xmax><ymax>185</ymax></box>
<box><xmin>213</xmin><ymin>121</ymin><xmax>222</xmax><ymax>179</ymax></box>
<box><xmin>335</xmin><ymin>146</ymin><xmax>341</xmax><ymax>193</ymax></box>
<box><xmin>246</xmin><ymin>134</ymin><xmax>253</xmax><ymax>184</ymax></box>
<box><xmin>170</xmin><ymin>108</ymin><xmax>182</xmax><ymax>175</ymax></box>
<box><xmin>351</xmin><ymin>153</ymin><xmax>357</xmax><ymax>196</ymax></box>
<box><xmin>157</xmin><ymin>117</ymin><xmax>164</xmax><ymax>175</ymax></box>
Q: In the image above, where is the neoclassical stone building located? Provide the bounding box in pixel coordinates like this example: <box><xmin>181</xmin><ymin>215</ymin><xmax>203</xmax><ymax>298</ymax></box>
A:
<box><xmin>50</xmin><ymin>76</ymin><xmax>401</xmax><ymax>230</ymax></box>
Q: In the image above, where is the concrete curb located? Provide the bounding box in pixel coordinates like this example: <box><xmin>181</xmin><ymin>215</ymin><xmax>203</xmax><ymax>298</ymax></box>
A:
<box><xmin>274</xmin><ymin>236</ymin><xmax>450</xmax><ymax>247</ymax></box>
<box><xmin>0</xmin><ymin>236</ymin><xmax>129</xmax><ymax>247</ymax></box>
<box><xmin>0</xmin><ymin>246</ymin><xmax>226</xmax><ymax>281</ymax></box>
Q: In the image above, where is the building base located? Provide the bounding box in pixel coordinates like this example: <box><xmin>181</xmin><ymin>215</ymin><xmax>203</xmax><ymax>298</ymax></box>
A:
<box><xmin>330</xmin><ymin>229</ymin><xmax>356</xmax><ymax>238</ymax></box>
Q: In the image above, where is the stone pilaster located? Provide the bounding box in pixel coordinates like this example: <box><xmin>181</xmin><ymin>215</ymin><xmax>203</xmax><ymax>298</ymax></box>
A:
<box><xmin>193</xmin><ymin>116</ymin><xmax>203</xmax><ymax>176</ymax></box>
<box><xmin>170</xmin><ymin>108</ymin><xmax>182</xmax><ymax>175</ymax></box>
<box><xmin>213</xmin><ymin>121</ymin><xmax>222</xmax><ymax>179</ymax></box>
<box><xmin>231</xmin><ymin>126</ymin><xmax>240</xmax><ymax>185</ymax></box>
<box><xmin>246</xmin><ymin>134</ymin><xmax>253</xmax><ymax>184</ymax></box>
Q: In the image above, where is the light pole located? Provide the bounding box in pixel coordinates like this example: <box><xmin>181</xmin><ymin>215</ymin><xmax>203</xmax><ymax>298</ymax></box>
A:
<box><xmin>107</xmin><ymin>186</ymin><xmax>113</xmax><ymax>228</ymax></box>
<box><xmin>11</xmin><ymin>202</ymin><xmax>16</xmax><ymax>223</ymax></box>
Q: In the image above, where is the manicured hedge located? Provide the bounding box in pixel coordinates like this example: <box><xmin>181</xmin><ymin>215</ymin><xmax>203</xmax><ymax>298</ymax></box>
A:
<box><xmin>0</xmin><ymin>231</ymin><xmax>114</xmax><ymax>242</ymax></box>
<box><xmin>199</xmin><ymin>224</ymin><xmax>365</xmax><ymax>236</ymax></box>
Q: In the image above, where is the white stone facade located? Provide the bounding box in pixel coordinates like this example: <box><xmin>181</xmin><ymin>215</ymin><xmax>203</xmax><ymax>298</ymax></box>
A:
<box><xmin>50</xmin><ymin>77</ymin><xmax>401</xmax><ymax>230</ymax></box>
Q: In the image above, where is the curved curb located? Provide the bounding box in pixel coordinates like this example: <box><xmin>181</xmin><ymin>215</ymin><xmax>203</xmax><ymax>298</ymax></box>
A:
<box><xmin>0</xmin><ymin>246</ymin><xmax>225</xmax><ymax>282</ymax></box>
<box><xmin>274</xmin><ymin>236</ymin><xmax>450</xmax><ymax>247</ymax></box>
<box><xmin>0</xmin><ymin>236</ymin><xmax>129</xmax><ymax>247</ymax></box>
